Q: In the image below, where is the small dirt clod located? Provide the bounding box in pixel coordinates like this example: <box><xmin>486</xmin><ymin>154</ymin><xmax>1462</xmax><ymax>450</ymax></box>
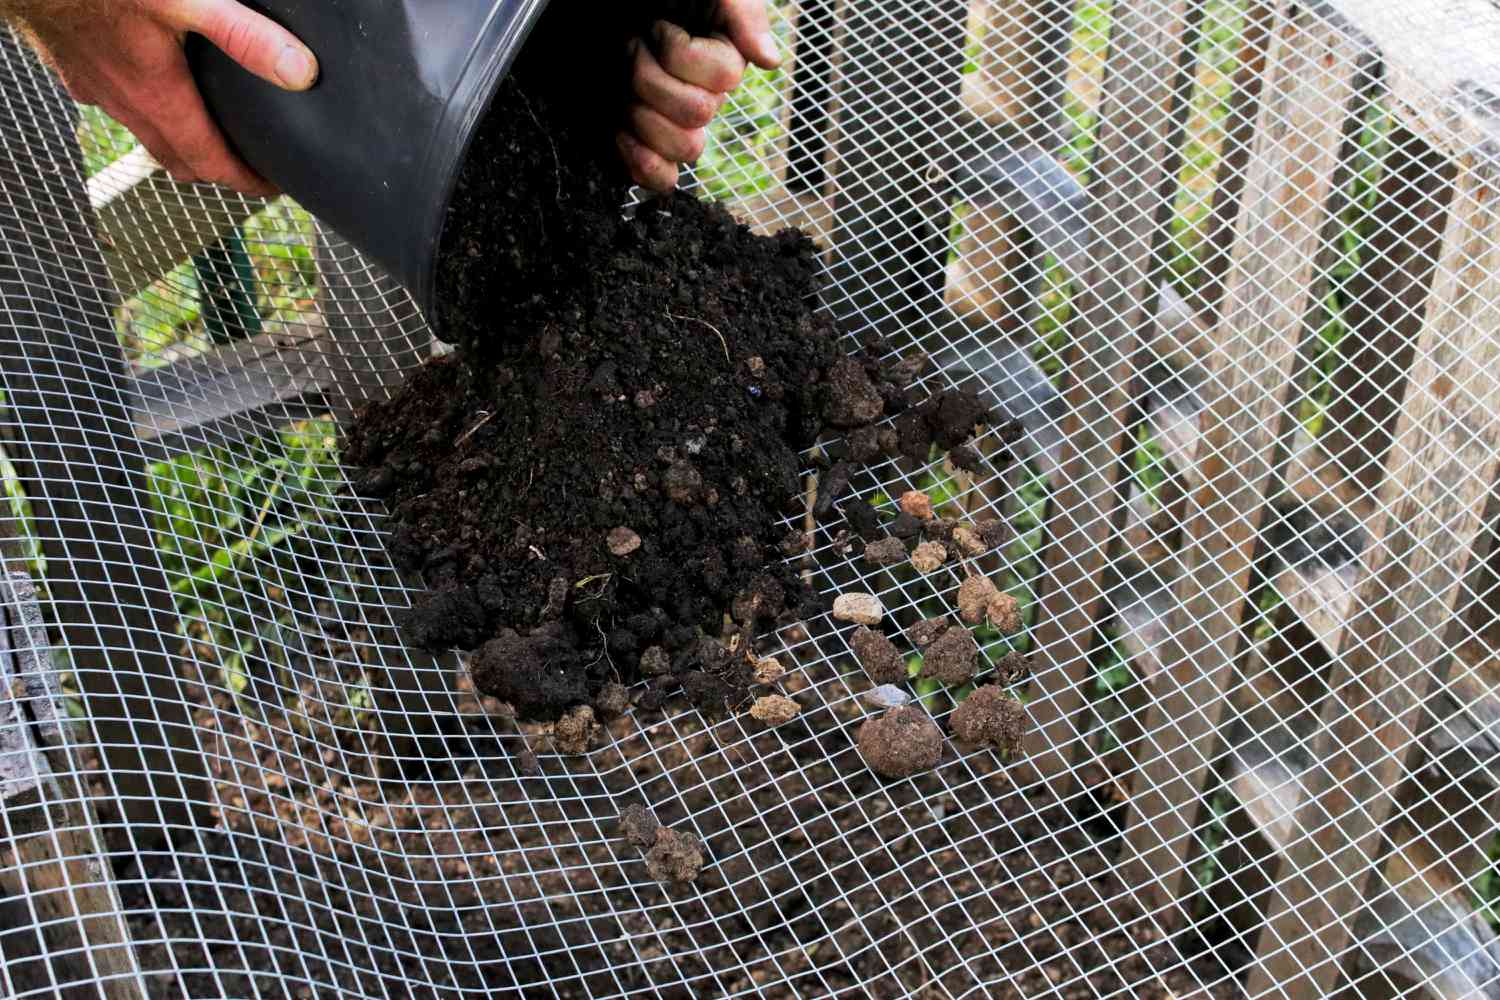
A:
<box><xmin>951</xmin><ymin>685</ymin><xmax>1028</xmax><ymax>753</ymax></box>
<box><xmin>849</xmin><ymin>626</ymin><xmax>906</xmax><ymax>684</ymax></box>
<box><xmin>951</xmin><ymin>524</ymin><xmax>986</xmax><ymax>558</ymax></box>
<box><xmin>908</xmin><ymin>616</ymin><xmax>951</xmax><ymax>650</ymax></box>
<box><xmin>645</xmin><ymin>827</ymin><xmax>705</xmax><ymax>884</ymax></box>
<box><xmin>618</xmin><ymin>803</ymin><xmax>661</xmax><ymax>851</ymax></box>
<box><xmin>956</xmin><ymin>574</ymin><xmax>1000</xmax><ymax>625</ymax></box>
<box><xmin>863</xmin><ymin>536</ymin><xmax>907</xmax><ymax>567</ymax></box>
<box><xmin>753</xmin><ymin>657</ymin><xmax>786</xmax><ymax>685</ymax></box>
<box><xmin>750</xmin><ymin>694</ymin><xmax>801</xmax><ymax>726</ymax></box>
<box><xmin>553</xmin><ymin>704</ymin><xmax>599</xmax><ymax>754</ymax></box>
<box><xmin>857</xmin><ymin>706</ymin><xmax>943</xmax><ymax>778</ymax></box>
<box><xmin>833</xmin><ymin>593</ymin><xmax>884</xmax><ymax>625</ymax></box>
<box><xmin>640</xmin><ymin>646</ymin><xmax>671</xmax><ymax>677</ymax></box>
<box><xmin>607</xmin><ymin>527</ymin><xmax>642</xmax><ymax>557</ymax></box>
<box><xmin>910</xmin><ymin>541</ymin><xmax>947</xmax><ymax>574</ymax></box>
<box><xmin>921</xmin><ymin>627</ymin><xmax>978</xmax><ymax>686</ymax></box>
<box><xmin>595</xmin><ymin>682</ymin><xmax>632</xmax><ymax>719</ymax></box>
<box><xmin>889</xmin><ymin>512</ymin><xmax>923</xmax><ymax>540</ymax></box>
<box><xmin>987</xmin><ymin>592</ymin><xmax>1023</xmax><ymax>634</ymax></box>
<box><xmin>826</xmin><ymin>357</ymin><xmax>885</xmax><ymax>428</ymax></box>
<box><xmin>899</xmin><ymin>490</ymin><xmax>933</xmax><ymax>520</ymax></box>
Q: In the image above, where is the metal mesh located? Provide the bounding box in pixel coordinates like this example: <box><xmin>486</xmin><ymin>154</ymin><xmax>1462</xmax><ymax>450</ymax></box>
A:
<box><xmin>1</xmin><ymin>0</ymin><xmax>1499</xmax><ymax>996</ymax></box>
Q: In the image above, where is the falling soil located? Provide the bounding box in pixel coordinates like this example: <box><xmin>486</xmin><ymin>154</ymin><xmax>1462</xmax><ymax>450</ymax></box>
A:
<box><xmin>345</xmin><ymin>1</ymin><xmax>993</xmax><ymax>723</ymax></box>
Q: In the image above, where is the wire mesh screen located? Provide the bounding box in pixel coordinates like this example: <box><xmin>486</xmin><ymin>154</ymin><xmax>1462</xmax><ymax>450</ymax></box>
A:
<box><xmin>1</xmin><ymin>0</ymin><xmax>1498</xmax><ymax>996</ymax></box>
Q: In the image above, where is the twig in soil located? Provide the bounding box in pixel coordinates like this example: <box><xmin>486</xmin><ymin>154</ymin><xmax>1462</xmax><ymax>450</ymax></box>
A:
<box><xmin>802</xmin><ymin>449</ymin><xmax>821</xmax><ymax>585</ymax></box>
<box><xmin>454</xmin><ymin>410</ymin><xmax>495</xmax><ymax>448</ymax></box>
<box><xmin>666</xmin><ymin>311</ymin><xmax>731</xmax><ymax>364</ymax></box>
<box><xmin>516</xmin><ymin>87</ymin><xmax>563</xmax><ymax>205</ymax></box>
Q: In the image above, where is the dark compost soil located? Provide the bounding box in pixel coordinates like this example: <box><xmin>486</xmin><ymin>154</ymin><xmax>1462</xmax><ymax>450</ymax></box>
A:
<box><xmin>345</xmin><ymin>2</ymin><xmax>988</xmax><ymax>723</ymax></box>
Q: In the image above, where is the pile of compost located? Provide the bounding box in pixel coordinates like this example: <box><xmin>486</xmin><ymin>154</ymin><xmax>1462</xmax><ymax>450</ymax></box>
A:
<box><xmin>344</xmin><ymin>4</ymin><xmax>996</xmax><ymax>723</ymax></box>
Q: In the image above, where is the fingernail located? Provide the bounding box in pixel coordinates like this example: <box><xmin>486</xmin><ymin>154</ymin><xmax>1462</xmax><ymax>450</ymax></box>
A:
<box><xmin>757</xmin><ymin>31</ymin><xmax>781</xmax><ymax>65</ymax></box>
<box><xmin>275</xmin><ymin>45</ymin><xmax>317</xmax><ymax>90</ymax></box>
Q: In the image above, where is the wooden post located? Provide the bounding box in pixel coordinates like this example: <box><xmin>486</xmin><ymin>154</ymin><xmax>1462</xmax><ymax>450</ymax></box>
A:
<box><xmin>0</xmin><ymin>30</ymin><xmax>211</xmax><ymax>837</ymax></box>
<box><xmin>1019</xmin><ymin>0</ymin><xmax>1201</xmax><ymax>783</ymax></box>
<box><xmin>1117</xmin><ymin>5</ymin><xmax>1362</xmax><ymax>914</ymax></box>
<box><xmin>1245</xmin><ymin>154</ymin><xmax>1500</xmax><ymax>999</ymax></box>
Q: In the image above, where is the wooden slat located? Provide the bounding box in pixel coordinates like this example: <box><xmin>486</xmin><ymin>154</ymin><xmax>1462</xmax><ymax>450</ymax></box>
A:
<box><xmin>823</xmin><ymin>0</ymin><xmax>969</xmax><ymax>344</ymax></box>
<box><xmin>945</xmin><ymin>0</ymin><xmax>1076</xmax><ymax>331</ymax></box>
<box><xmin>1020</xmin><ymin>0</ymin><xmax>1200</xmax><ymax>782</ymax></box>
<box><xmin>783</xmin><ymin>0</ymin><xmax>841</xmax><ymax>195</ymax></box>
<box><xmin>1119</xmin><ymin>4</ymin><xmax>1362</xmax><ymax>913</ymax></box>
<box><xmin>0</xmin><ymin>40</ymin><xmax>211</xmax><ymax>836</ymax></box>
<box><xmin>1</xmin><ymin>574</ymin><xmax>143</xmax><ymax>1000</ymax></box>
<box><xmin>960</xmin><ymin>0</ymin><xmax>1055</xmax><ymax>134</ymax></box>
<box><xmin>1317</xmin><ymin>128</ymin><xmax>1454</xmax><ymax>496</ymax></box>
<box><xmin>87</xmin><ymin>147</ymin><xmax>263</xmax><ymax>302</ymax></box>
<box><xmin>1322</xmin><ymin>0</ymin><xmax>1500</xmax><ymax>168</ymax></box>
<box><xmin>1220</xmin><ymin>703</ymin><xmax>1500</xmax><ymax>1000</ymax></box>
<box><xmin>1246</xmin><ymin>153</ymin><xmax>1500</xmax><ymax>999</ymax></box>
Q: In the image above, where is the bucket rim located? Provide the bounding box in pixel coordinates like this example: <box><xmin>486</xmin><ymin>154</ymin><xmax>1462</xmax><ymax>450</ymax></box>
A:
<box><xmin>410</xmin><ymin>0</ymin><xmax>553</xmax><ymax>324</ymax></box>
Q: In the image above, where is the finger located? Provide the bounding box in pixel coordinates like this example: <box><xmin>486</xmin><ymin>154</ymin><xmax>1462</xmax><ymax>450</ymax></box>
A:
<box><xmin>616</xmin><ymin>131</ymin><xmax>679</xmax><ymax>192</ymax></box>
<box><xmin>170</xmin><ymin>0</ymin><xmax>318</xmax><ymax>90</ymax></box>
<box><xmin>719</xmin><ymin>0</ymin><xmax>781</xmax><ymax>69</ymax></box>
<box><xmin>653</xmin><ymin>20</ymin><xmax>745</xmax><ymax>93</ymax></box>
<box><xmin>132</xmin><ymin>65</ymin><xmax>276</xmax><ymax>195</ymax></box>
<box><xmin>628</xmin><ymin>103</ymin><xmax>706</xmax><ymax>165</ymax></box>
<box><xmin>631</xmin><ymin>41</ymin><xmax>723</xmax><ymax>129</ymax></box>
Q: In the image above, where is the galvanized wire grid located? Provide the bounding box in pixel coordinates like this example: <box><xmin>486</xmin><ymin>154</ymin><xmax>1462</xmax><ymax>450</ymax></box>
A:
<box><xmin>1</xmin><ymin>0</ymin><xmax>1499</xmax><ymax>997</ymax></box>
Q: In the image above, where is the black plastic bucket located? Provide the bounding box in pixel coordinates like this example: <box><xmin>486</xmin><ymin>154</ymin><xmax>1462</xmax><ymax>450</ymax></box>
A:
<box><xmin>189</xmin><ymin>0</ymin><xmax>717</xmax><ymax>331</ymax></box>
<box><xmin>188</xmin><ymin>0</ymin><xmax>551</xmax><ymax>322</ymax></box>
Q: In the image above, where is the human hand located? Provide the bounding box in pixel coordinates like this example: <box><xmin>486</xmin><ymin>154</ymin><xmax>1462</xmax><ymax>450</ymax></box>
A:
<box><xmin>13</xmin><ymin>0</ymin><xmax>318</xmax><ymax>196</ymax></box>
<box><xmin>618</xmin><ymin>0</ymin><xmax>781</xmax><ymax>192</ymax></box>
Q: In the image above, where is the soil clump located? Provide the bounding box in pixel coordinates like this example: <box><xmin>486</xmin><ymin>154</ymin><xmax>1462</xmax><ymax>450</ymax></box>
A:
<box><xmin>346</xmin><ymin>2</ymin><xmax>1002</xmax><ymax>723</ymax></box>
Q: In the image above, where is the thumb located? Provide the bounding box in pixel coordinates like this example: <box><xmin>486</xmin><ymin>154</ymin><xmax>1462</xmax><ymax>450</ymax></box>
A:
<box><xmin>719</xmin><ymin>0</ymin><xmax>781</xmax><ymax>70</ymax></box>
<box><xmin>177</xmin><ymin>0</ymin><xmax>319</xmax><ymax>91</ymax></box>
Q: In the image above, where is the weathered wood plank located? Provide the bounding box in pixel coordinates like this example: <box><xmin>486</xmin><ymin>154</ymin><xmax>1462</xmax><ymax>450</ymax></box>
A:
<box><xmin>960</xmin><ymin>0</ymin><xmax>1057</xmax><ymax>134</ymax></box>
<box><xmin>1219</xmin><ymin>701</ymin><xmax>1500</xmax><ymax>1000</ymax></box>
<box><xmin>1317</xmin><ymin>128</ymin><xmax>1454</xmax><ymax>497</ymax></box>
<box><xmin>783</xmin><ymin>0</ymin><xmax>841</xmax><ymax>195</ymax></box>
<box><xmin>1245</xmin><ymin>153</ymin><xmax>1500</xmax><ymax>999</ymax></box>
<box><xmin>87</xmin><ymin>146</ymin><xmax>263</xmax><ymax>302</ymax></box>
<box><xmin>1019</xmin><ymin>0</ymin><xmax>1199</xmax><ymax>782</ymax></box>
<box><xmin>1119</xmin><ymin>4</ymin><xmax>1361</xmax><ymax>912</ymax></box>
<box><xmin>945</xmin><ymin>0</ymin><xmax>1075</xmax><ymax>331</ymax></box>
<box><xmin>1321</xmin><ymin>0</ymin><xmax>1500</xmax><ymax>173</ymax></box>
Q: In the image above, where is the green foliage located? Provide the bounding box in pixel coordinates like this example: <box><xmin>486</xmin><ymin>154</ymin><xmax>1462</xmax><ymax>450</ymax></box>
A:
<box><xmin>1473</xmin><ymin>835</ymin><xmax>1500</xmax><ymax>930</ymax></box>
<box><xmin>1193</xmin><ymin>792</ymin><xmax>1234</xmax><ymax>893</ymax></box>
<box><xmin>76</xmin><ymin>106</ymin><xmax>134</xmax><ymax>177</ymax></box>
<box><xmin>694</xmin><ymin>6</ymin><xmax>793</xmax><ymax>202</ymax></box>
<box><xmin>143</xmin><ymin>419</ymin><xmax>376</xmax><ymax>717</ymax></box>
